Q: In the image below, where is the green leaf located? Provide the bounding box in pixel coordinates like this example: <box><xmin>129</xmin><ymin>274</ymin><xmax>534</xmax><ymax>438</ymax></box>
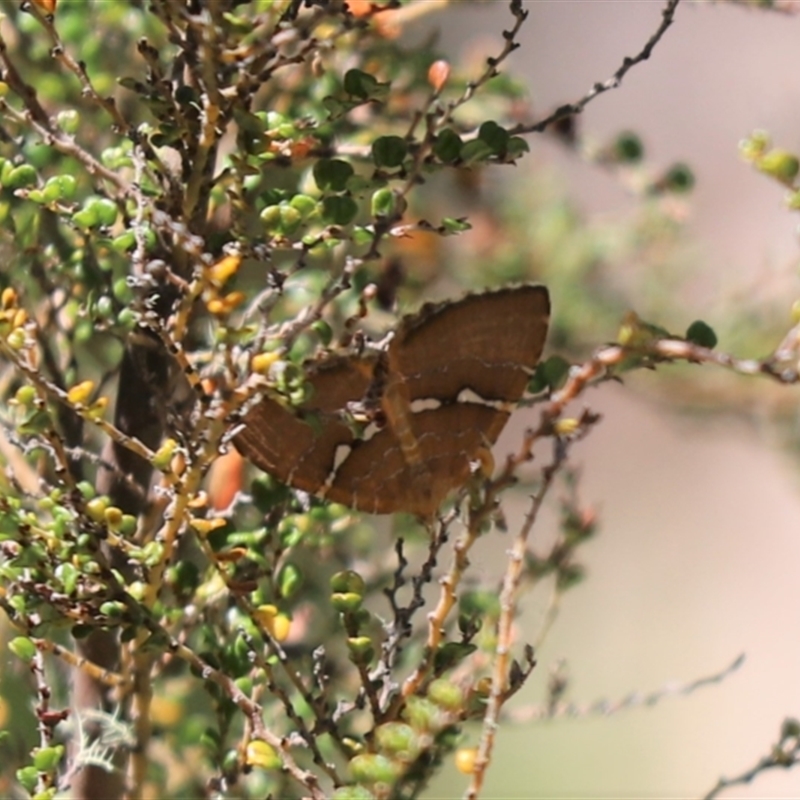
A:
<box><xmin>260</xmin><ymin>204</ymin><xmax>282</xmax><ymax>232</ymax></box>
<box><xmin>310</xmin><ymin>319</ymin><xmax>333</xmax><ymax>346</ymax></box>
<box><xmin>371</xmin><ymin>135</ymin><xmax>407</xmax><ymax>169</ymax></box>
<box><xmin>33</xmin><ymin>745</ymin><xmax>64</xmax><ymax>772</ymax></box>
<box><xmin>370</xmin><ymin>187</ymin><xmax>396</xmax><ymax>218</ymax></box>
<box><xmin>459</xmin><ymin>138</ymin><xmax>494</xmax><ymax>165</ymax></box>
<box><xmin>506</xmin><ymin>136</ymin><xmax>530</xmax><ymax>159</ymax></box>
<box><xmin>685</xmin><ymin>320</ymin><xmax>717</xmax><ymax>349</ymax></box>
<box><xmin>42</xmin><ymin>174</ymin><xmax>77</xmax><ymax>203</ymax></box>
<box><xmin>347</xmin><ymin>635</ymin><xmax>374</xmax><ymax>662</ymax></box>
<box><xmin>16</xmin><ymin>766</ymin><xmax>38</xmax><ymax>793</ymax></box>
<box><xmin>5</xmin><ymin>164</ymin><xmax>38</xmax><ymax>190</ymax></box>
<box><xmin>529</xmin><ymin>355</ymin><xmax>571</xmax><ymax>392</ymax></box>
<box><xmin>313</xmin><ymin>158</ymin><xmax>354</xmax><ymax>192</ymax></box>
<box><xmin>117</xmin><ymin>76</ymin><xmax>145</xmax><ymax>93</ymax></box>
<box><xmin>9</xmin><ymin>636</ymin><xmax>36</xmax><ymax>662</ymax></box>
<box><xmin>289</xmin><ymin>193</ymin><xmax>318</xmax><ymax>218</ymax></box>
<box><xmin>739</xmin><ymin>130</ymin><xmax>770</xmax><ymax>163</ymax></box>
<box><xmin>73</xmin><ymin>198</ymin><xmax>105</xmax><ymax>229</ymax></box>
<box><xmin>111</xmin><ymin>230</ymin><xmax>137</xmax><ymax>251</ymax></box>
<box><xmin>614</xmin><ymin>131</ymin><xmax>644</xmax><ymax>163</ymax></box>
<box><xmin>322</xmin><ymin>95</ymin><xmax>345</xmax><ymax>118</ymax></box>
<box><xmin>343</xmin><ymin>68</ymin><xmax>383</xmax><ymax>100</ymax></box>
<box><xmin>352</xmin><ymin>226</ymin><xmax>373</xmax><ymax>245</ymax></box>
<box><xmin>322</xmin><ymin>195</ymin><xmax>358</xmax><ymax>225</ymax></box>
<box><xmin>0</xmin><ymin>159</ymin><xmax>13</xmax><ymax>184</ymax></box>
<box><xmin>331</xmin><ymin>785</ymin><xmax>378</xmax><ymax>800</ymax></box>
<box><xmin>100</xmin><ymin>600</ymin><xmax>127</xmax><ymax>618</ymax></box>
<box><xmin>55</xmin><ymin>562</ymin><xmax>79</xmax><ymax>594</ymax></box>
<box><xmin>278</xmin><ymin>563</ymin><xmax>302</xmax><ymax>598</ymax></box>
<box><xmin>661</xmin><ymin>162</ymin><xmax>695</xmax><ymax>193</ymax></box>
<box><xmin>459</xmin><ymin>589</ymin><xmax>500</xmax><ymax>618</ymax></box>
<box><xmin>279</xmin><ymin>204</ymin><xmax>303</xmax><ymax>234</ymax></box>
<box><xmin>251</xmin><ymin>476</ymin><xmax>290</xmax><ymax>512</ymax></box>
<box><xmin>175</xmin><ymin>84</ymin><xmax>200</xmax><ymax>107</ymax></box>
<box><xmin>348</xmin><ymin>753</ymin><xmax>401</xmax><ymax>786</ymax></box>
<box><xmin>440</xmin><ymin>217</ymin><xmax>471</xmax><ymax>234</ymax></box>
<box><xmin>18</xmin><ymin>408</ymin><xmax>53</xmax><ymax>436</ymax></box>
<box><xmin>94</xmin><ymin>198</ymin><xmax>119</xmax><ymax>227</ymax></box>
<box><xmin>758</xmin><ymin>149</ymin><xmax>799</xmax><ymax>186</ymax></box>
<box><xmin>433</xmin><ymin>641</ymin><xmax>477</xmax><ymax>673</ymax></box>
<box><xmin>478</xmin><ymin>120</ymin><xmax>509</xmax><ymax>154</ymax></box>
<box><xmin>330</xmin><ymin>569</ymin><xmax>366</xmax><ymax>596</ymax></box>
<box><xmin>56</xmin><ymin>109</ymin><xmax>80</xmax><ymax>134</ymax></box>
<box><xmin>433</xmin><ymin>128</ymin><xmax>463</xmax><ymax>164</ymax></box>
<box><xmin>557</xmin><ymin>562</ymin><xmax>585</xmax><ymax>590</ymax></box>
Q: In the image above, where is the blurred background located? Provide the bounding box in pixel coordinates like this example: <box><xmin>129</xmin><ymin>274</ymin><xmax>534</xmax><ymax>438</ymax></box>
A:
<box><xmin>420</xmin><ymin>2</ymin><xmax>800</xmax><ymax>797</ymax></box>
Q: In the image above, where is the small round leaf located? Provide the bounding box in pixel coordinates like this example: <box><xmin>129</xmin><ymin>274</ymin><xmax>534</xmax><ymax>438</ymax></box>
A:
<box><xmin>370</xmin><ymin>187</ymin><xmax>396</xmax><ymax>218</ymax></box>
<box><xmin>313</xmin><ymin>158</ymin><xmax>354</xmax><ymax>192</ymax></box>
<box><xmin>459</xmin><ymin>138</ymin><xmax>493</xmax><ymax>165</ymax></box>
<box><xmin>478</xmin><ymin>120</ymin><xmax>509</xmax><ymax>154</ymax></box>
<box><xmin>685</xmin><ymin>320</ymin><xmax>717</xmax><ymax>349</ymax></box>
<box><xmin>433</xmin><ymin>128</ymin><xmax>463</xmax><ymax>163</ymax></box>
<box><xmin>343</xmin><ymin>68</ymin><xmax>379</xmax><ymax>100</ymax></box>
<box><xmin>9</xmin><ymin>636</ymin><xmax>36</xmax><ymax>662</ymax></box>
<box><xmin>322</xmin><ymin>195</ymin><xmax>358</xmax><ymax>225</ymax></box>
<box><xmin>371</xmin><ymin>135</ymin><xmax>407</xmax><ymax>169</ymax></box>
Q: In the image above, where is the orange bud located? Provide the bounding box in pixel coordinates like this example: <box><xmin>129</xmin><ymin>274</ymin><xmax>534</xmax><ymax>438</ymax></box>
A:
<box><xmin>290</xmin><ymin>138</ymin><xmax>314</xmax><ymax>159</ymax></box>
<box><xmin>346</xmin><ymin>0</ymin><xmax>371</xmax><ymax>17</ymax></box>
<box><xmin>31</xmin><ymin>0</ymin><xmax>57</xmax><ymax>14</ymax></box>
<box><xmin>428</xmin><ymin>60</ymin><xmax>450</xmax><ymax>93</ymax></box>
<box><xmin>207</xmin><ymin>448</ymin><xmax>244</xmax><ymax>511</ymax></box>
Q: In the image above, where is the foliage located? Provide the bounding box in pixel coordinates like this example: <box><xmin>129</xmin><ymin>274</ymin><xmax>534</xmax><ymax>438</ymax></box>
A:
<box><xmin>0</xmin><ymin>1</ymin><xmax>798</xmax><ymax>800</ymax></box>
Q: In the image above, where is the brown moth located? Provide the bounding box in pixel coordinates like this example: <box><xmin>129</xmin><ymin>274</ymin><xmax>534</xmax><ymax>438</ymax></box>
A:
<box><xmin>234</xmin><ymin>285</ymin><xmax>550</xmax><ymax>517</ymax></box>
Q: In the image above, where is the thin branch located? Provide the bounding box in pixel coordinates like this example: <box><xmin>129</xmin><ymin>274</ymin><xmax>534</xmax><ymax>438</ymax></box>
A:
<box><xmin>164</xmin><ymin>638</ymin><xmax>327</xmax><ymax>800</ymax></box>
<box><xmin>396</xmin><ymin>517</ymin><xmax>480</xmax><ymax>703</ymax></box>
<box><xmin>35</xmin><ymin>638</ymin><xmax>127</xmax><ymax>689</ymax></box>
<box><xmin>513</xmin><ymin>0</ymin><xmax>681</xmax><ymax>136</ymax></box>
<box><xmin>241</xmin><ymin>631</ymin><xmax>343</xmax><ymax>784</ymax></box>
<box><xmin>508</xmin><ymin>653</ymin><xmax>745</xmax><ymax>723</ymax></box>
<box><xmin>380</xmin><ymin>511</ymin><xmax>455</xmax><ymax>692</ymax></box>
<box><xmin>442</xmin><ymin>0</ymin><xmax>529</xmax><ymax>127</ymax></box>
<box><xmin>0</xmin><ymin>338</ymin><xmax>158</xmax><ymax>466</ymax></box>
<box><xmin>465</xmin><ymin>442</ymin><xmax>567</xmax><ymax>800</ymax></box>
<box><xmin>191</xmin><ymin>526</ymin><xmax>350</xmax><ymax>765</ymax></box>
<box><xmin>703</xmin><ymin>715</ymin><xmax>800</xmax><ymax>799</ymax></box>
